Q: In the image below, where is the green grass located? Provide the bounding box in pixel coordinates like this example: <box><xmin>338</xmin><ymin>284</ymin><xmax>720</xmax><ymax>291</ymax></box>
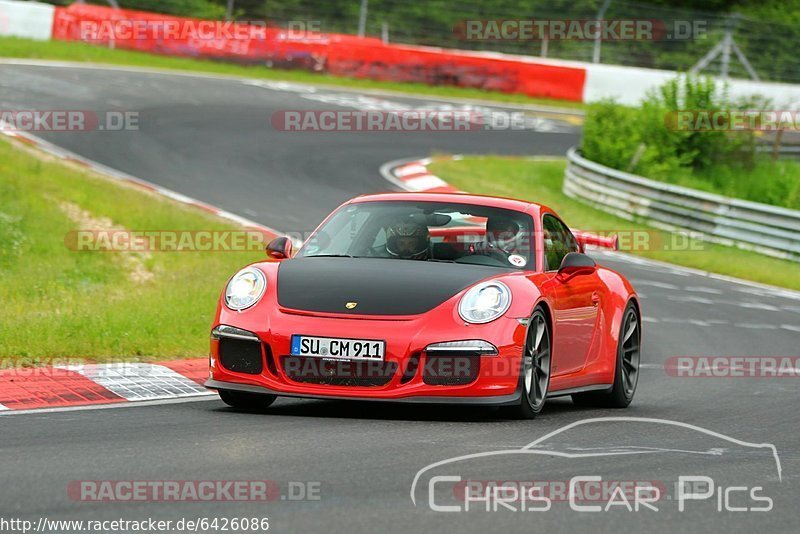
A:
<box><xmin>655</xmin><ymin>157</ymin><xmax>800</xmax><ymax>211</ymax></box>
<box><xmin>0</xmin><ymin>138</ymin><xmax>264</xmax><ymax>362</ymax></box>
<box><xmin>428</xmin><ymin>156</ymin><xmax>800</xmax><ymax>291</ymax></box>
<box><xmin>0</xmin><ymin>37</ymin><xmax>585</xmax><ymax>113</ymax></box>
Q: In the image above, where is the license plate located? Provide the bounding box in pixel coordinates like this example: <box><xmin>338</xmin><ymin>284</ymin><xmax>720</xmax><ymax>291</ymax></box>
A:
<box><xmin>290</xmin><ymin>335</ymin><xmax>385</xmax><ymax>361</ymax></box>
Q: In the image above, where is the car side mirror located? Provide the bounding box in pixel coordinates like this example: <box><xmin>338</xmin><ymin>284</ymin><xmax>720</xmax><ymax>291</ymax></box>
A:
<box><xmin>557</xmin><ymin>252</ymin><xmax>596</xmax><ymax>278</ymax></box>
<box><xmin>266</xmin><ymin>236</ymin><xmax>293</xmax><ymax>260</ymax></box>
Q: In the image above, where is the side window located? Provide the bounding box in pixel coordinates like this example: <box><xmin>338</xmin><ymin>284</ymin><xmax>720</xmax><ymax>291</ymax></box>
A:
<box><xmin>542</xmin><ymin>215</ymin><xmax>579</xmax><ymax>271</ymax></box>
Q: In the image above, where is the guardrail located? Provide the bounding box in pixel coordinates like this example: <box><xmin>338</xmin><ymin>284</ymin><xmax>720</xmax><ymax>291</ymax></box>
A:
<box><xmin>563</xmin><ymin>147</ymin><xmax>800</xmax><ymax>262</ymax></box>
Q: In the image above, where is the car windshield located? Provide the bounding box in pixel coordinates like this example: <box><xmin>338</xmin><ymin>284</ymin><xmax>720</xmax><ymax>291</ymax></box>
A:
<box><xmin>296</xmin><ymin>200</ymin><xmax>534</xmax><ymax>269</ymax></box>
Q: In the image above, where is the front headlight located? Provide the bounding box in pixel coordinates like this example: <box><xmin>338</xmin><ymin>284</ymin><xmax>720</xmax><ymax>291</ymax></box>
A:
<box><xmin>458</xmin><ymin>281</ymin><xmax>512</xmax><ymax>324</ymax></box>
<box><xmin>225</xmin><ymin>267</ymin><xmax>266</xmax><ymax>311</ymax></box>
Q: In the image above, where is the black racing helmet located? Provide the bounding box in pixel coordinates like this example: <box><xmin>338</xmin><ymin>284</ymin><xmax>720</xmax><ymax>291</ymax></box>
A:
<box><xmin>386</xmin><ymin>220</ymin><xmax>430</xmax><ymax>259</ymax></box>
<box><xmin>486</xmin><ymin>215</ymin><xmax>521</xmax><ymax>250</ymax></box>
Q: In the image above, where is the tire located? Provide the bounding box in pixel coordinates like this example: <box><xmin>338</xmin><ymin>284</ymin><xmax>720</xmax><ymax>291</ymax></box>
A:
<box><xmin>218</xmin><ymin>389</ymin><xmax>277</xmax><ymax>411</ymax></box>
<box><xmin>572</xmin><ymin>302</ymin><xmax>640</xmax><ymax>408</ymax></box>
<box><xmin>507</xmin><ymin>308</ymin><xmax>551</xmax><ymax>419</ymax></box>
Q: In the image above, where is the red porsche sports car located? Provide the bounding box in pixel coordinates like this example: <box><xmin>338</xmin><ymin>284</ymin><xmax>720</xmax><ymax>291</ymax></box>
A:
<box><xmin>205</xmin><ymin>192</ymin><xmax>641</xmax><ymax>418</ymax></box>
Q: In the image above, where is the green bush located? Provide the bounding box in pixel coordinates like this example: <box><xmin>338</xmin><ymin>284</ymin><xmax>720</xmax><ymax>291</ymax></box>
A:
<box><xmin>580</xmin><ymin>101</ymin><xmax>642</xmax><ymax>172</ymax></box>
<box><xmin>645</xmin><ymin>76</ymin><xmax>739</xmax><ymax>172</ymax></box>
<box><xmin>580</xmin><ymin>75</ymin><xmax>800</xmax><ymax>209</ymax></box>
<box><xmin>583</xmin><ymin>75</ymin><xmax>758</xmax><ymax>178</ymax></box>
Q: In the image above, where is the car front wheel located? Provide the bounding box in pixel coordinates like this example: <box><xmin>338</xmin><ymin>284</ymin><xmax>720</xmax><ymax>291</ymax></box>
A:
<box><xmin>508</xmin><ymin>308</ymin><xmax>551</xmax><ymax>419</ymax></box>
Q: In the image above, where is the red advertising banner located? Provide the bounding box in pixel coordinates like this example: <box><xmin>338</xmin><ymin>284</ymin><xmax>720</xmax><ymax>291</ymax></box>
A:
<box><xmin>51</xmin><ymin>4</ymin><xmax>585</xmax><ymax>101</ymax></box>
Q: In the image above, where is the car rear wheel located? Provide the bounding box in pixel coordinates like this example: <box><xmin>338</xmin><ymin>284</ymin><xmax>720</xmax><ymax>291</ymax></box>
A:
<box><xmin>572</xmin><ymin>302</ymin><xmax>640</xmax><ymax>408</ymax></box>
<box><xmin>508</xmin><ymin>308</ymin><xmax>551</xmax><ymax>419</ymax></box>
<box><xmin>218</xmin><ymin>389</ymin><xmax>277</xmax><ymax>411</ymax></box>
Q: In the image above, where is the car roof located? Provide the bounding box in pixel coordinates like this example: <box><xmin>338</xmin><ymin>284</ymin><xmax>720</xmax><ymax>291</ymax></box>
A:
<box><xmin>347</xmin><ymin>192</ymin><xmax>554</xmax><ymax>218</ymax></box>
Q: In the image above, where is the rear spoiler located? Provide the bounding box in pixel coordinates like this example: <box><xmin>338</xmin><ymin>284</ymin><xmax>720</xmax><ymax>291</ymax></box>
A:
<box><xmin>572</xmin><ymin>230</ymin><xmax>619</xmax><ymax>251</ymax></box>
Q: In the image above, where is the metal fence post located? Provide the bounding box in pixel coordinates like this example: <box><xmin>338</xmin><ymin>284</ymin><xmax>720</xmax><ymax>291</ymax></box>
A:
<box><xmin>592</xmin><ymin>0</ymin><xmax>612</xmax><ymax>63</ymax></box>
<box><xmin>691</xmin><ymin>14</ymin><xmax>758</xmax><ymax>81</ymax></box>
<box><xmin>720</xmin><ymin>18</ymin><xmax>733</xmax><ymax>79</ymax></box>
<box><xmin>358</xmin><ymin>0</ymin><xmax>368</xmax><ymax>38</ymax></box>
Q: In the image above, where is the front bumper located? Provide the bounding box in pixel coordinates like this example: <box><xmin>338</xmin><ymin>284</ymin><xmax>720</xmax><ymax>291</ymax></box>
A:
<box><xmin>206</xmin><ymin>308</ymin><xmax>527</xmax><ymax>403</ymax></box>
<box><xmin>205</xmin><ymin>379</ymin><xmax>522</xmax><ymax>406</ymax></box>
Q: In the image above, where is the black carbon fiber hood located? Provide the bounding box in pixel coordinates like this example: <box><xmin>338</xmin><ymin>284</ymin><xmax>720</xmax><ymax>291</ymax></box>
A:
<box><xmin>277</xmin><ymin>257</ymin><xmax>503</xmax><ymax>316</ymax></box>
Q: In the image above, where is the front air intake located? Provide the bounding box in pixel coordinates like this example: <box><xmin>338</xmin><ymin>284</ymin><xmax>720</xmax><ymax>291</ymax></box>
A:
<box><xmin>282</xmin><ymin>356</ymin><xmax>397</xmax><ymax>387</ymax></box>
<box><xmin>218</xmin><ymin>337</ymin><xmax>264</xmax><ymax>375</ymax></box>
<box><xmin>422</xmin><ymin>353</ymin><xmax>481</xmax><ymax>386</ymax></box>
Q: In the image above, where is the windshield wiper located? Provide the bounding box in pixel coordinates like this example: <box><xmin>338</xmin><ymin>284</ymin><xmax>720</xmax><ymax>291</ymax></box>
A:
<box><xmin>426</xmin><ymin>258</ymin><xmax>456</xmax><ymax>263</ymax></box>
<box><xmin>305</xmin><ymin>254</ymin><xmax>354</xmax><ymax>258</ymax></box>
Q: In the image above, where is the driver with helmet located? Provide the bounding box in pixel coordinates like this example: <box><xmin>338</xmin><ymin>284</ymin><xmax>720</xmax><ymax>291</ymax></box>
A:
<box><xmin>385</xmin><ymin>220</ymin><xmax>430</xmax><ymax>260</ymax></box>
<box><xmin>469</xmin><ymin>215</ymin><xmax>523</xmax><ymax>259</ymax></box>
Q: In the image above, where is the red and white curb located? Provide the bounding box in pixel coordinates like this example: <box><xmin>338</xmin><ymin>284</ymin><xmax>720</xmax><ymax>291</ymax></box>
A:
<box><xmin>0</xmin><ymin>359</ymin><xmax>211</xmax><ymax>412</ymax></box>
<box><xmin>380</xmin><ymin>156</ymin><xmax>462</xmax><ymax>193</ymax></box>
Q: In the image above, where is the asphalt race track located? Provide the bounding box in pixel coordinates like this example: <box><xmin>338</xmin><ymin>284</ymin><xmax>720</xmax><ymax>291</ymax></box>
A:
<box><xmin>0</xmin><ymin>62</ymin><xmax>577</xmax><ymax>233</ymax></box>
<box><xmin>2</xmin><ymin>63</ymin><xmax>799</xmax><ymax>532</ymax></box>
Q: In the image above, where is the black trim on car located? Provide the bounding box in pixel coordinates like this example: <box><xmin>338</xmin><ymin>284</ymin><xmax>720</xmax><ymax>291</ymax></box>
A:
<box><xmin>546</xmin><ymin>384</ymin><xmax>614</xmax><ymax>398</ymax></box>
<box><xmin>205</xmin><ymin>379</ymin><xmax>521</xmax><ymax>406</ymax></box>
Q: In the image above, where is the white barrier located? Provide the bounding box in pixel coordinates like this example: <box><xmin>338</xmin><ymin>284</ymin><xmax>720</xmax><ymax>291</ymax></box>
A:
<box><xmin>582</xmin><ymin>62</ymin><xmax>800</xmax><ymax>107</ymax></box>
<box><xmin>0</xmin><ymin>0</ymin><xmax>55</xmax><ymax>41</ymax></box>
<box><xmin>564</xmin><ymin>147</ymin><xmax>800</xmax><ymax>262</ymax></box>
